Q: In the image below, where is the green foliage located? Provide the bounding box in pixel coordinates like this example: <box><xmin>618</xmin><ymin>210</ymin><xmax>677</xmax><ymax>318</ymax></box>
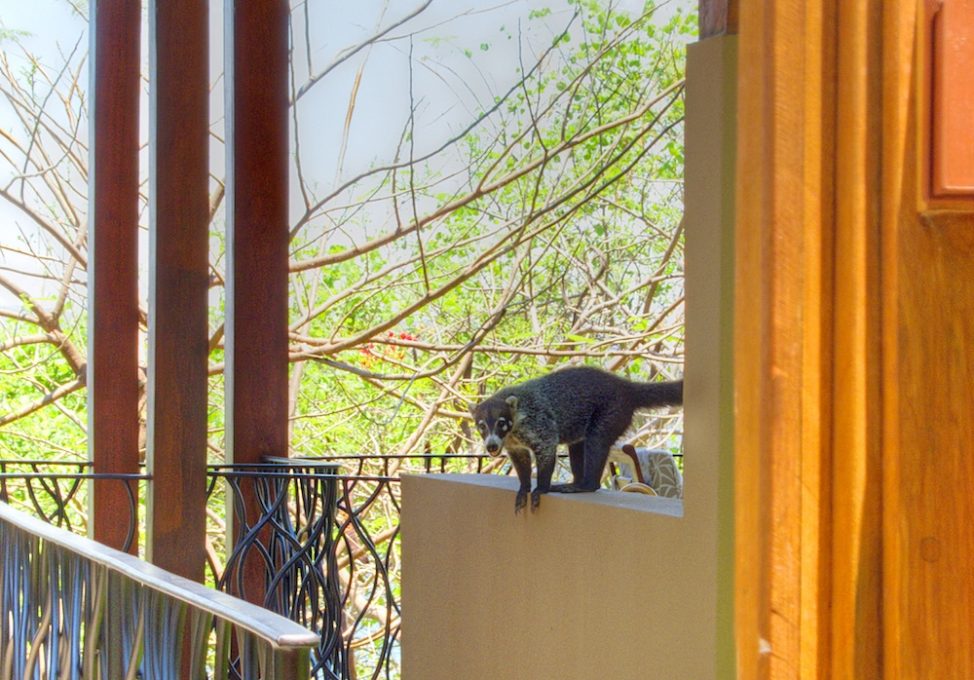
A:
<box><xmin>287</xmin><ymin>0</ymin><xmax>692</xmax><ymax>456</ymax></box>
<box><xmin>0</xmin><ymin>321</ymin><xmax>87</xmax><ymax>460</ymax></box>
<box><xmin>0</xmin><ymin>6</ymin><xmax>692</xmax><ymax>676</ymax></box>
<box><xmin>0</xmin><ymin>0</ymin><xmax>692</xmax><ymax>465</ymax></box>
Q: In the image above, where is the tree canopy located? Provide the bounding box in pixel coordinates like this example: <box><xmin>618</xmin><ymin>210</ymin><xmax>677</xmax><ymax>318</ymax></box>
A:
<box><xmin>0</xmin><ymin>0</ymin><xmax>693</xmax><ymax>463</ymax></box>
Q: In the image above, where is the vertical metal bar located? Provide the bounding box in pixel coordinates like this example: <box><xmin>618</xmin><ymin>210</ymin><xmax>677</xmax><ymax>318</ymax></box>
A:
<box><xmin>88</xmin><ymin>0</ymin><xmax>142</xmax><ymax>554</ymax></box>
<box><xmin>145</xmin><ymin>0</ymin><xmax>209</xmax><ymax>583</ymax></box>
<box><xmin>3</xmin><ymin>507</ymin><xmax>320</xmax><ymax>679</ymax></box>
<box><xmin>224</xmin><ymin>0</ymin><xmax>290</xmax><ymax>605</ymax></box>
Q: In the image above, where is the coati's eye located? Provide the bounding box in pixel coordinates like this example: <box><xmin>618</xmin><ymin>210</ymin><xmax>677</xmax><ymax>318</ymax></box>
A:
<box><xmin>497</xmin><ymin>418</ymin><xmax>509</xmax><ymax>433</ymax></box>
<box><xmin>477</xmin><ymin>422</ymin><xmax>487</xmax><ymax>436</ymax></box>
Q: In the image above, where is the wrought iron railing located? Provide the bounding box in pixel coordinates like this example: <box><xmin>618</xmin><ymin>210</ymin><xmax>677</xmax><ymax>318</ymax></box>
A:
<box><xmin>209</xmin><ymin>460</ymin><xmax>346</xmax><ymax>678</ymax></box>
<box><xmin>208</xmin><ymin>454</ymin><xmax>503</xmax><ymax>680</ymax></box>
<box><xmin>0</xmin><ymin>500</ymin><xmax>319</xmax><ymax>679</ymax></box>
<box><xmin>3</xmin><ymin>452</ymin><xmax>662</xmax><ymax>679</ymax></box>
<box><xmin>0</xmin><ymin>454</ymin><xmax>501</xmax><ymax>679</ymax></box>
<box><xmin>0</xmin><ymin>459</ymin><xmax>147</xmax><ymax>552</ymax></box>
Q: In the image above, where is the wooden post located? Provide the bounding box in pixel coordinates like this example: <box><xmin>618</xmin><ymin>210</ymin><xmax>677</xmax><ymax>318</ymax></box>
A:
<box><xmin>88</xmin><ymin>0</ymin><xmax>142</xmax><ymax>554</ymax></box>
<box><xmin>733</xmin><ymin>1</ymin><xmax>841</xmax><ymax>676</ymax></box>
<box><xmin>145</xmin><ymin>0</ymin><xmax>209</xmax><ymax>582</ymax></box>
<box><xmin>224</xmin><ymin>0</ymin><xmax>289</xmax><ymax>467</ymax></box>
<box><xmin>699</xmin><ymin>0</ymin><xmax>738</xmax><ymax>38</ymax></box>
<box><xmin>224</xmin><ymin>0</ymin><xmax>290</xmax><ymax>603</ymax></box>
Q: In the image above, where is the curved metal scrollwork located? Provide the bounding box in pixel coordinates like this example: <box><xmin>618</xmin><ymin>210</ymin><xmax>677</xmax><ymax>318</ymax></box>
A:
<box><xmin>0</xmin><ymin>459</ymin><xmax>146</xmax><ymax>552</ymax></box>
<box><xmin>1</xmin><ymin>453</ymin><xmax>509</xmax><ymax>679</ymax></box>
<box><xmin>209</xmin><ymin>454</ymin><xmax>502</xmax><ymax>680</ymax></box>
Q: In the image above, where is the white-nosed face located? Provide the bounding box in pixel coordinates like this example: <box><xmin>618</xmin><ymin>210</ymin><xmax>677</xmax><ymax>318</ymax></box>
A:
<box><xmin>476</xmin><ymin>416</ymin><xmax>512</xmax><ymax>456</ymax></box>
<box><xmin>471</xmin><ymin>397</ymin><xmax>516</xmax><ymax>457</ymax></box>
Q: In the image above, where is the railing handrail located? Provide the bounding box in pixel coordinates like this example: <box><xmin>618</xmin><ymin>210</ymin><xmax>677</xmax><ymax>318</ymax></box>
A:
<box><xmin>0</xmin><ymin>500</ymin><xmax>320</xmax><ymax>651</ymax></box>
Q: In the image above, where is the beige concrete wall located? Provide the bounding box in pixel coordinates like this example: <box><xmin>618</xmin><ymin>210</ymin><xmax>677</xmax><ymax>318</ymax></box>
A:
<box><xmin>401</xmin><ymin>35</ymin><xmax>737</xmax><ymax>680</ymax></box>
<box><xmin>403</xmin><ymin>475</ymin><xmax>696</xmax><ymax>680</ymax></box>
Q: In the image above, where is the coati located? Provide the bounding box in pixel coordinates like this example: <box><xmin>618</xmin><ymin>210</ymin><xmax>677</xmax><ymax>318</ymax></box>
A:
<box><xmin>469</xmin><ymin>366</ymin><xmax>683</xmax><ymax>513</ymax></box>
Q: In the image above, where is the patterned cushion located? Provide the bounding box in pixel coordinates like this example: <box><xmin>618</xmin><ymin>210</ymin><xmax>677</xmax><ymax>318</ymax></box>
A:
<box><xmin>612</xmin><ymin>446</ymin><xmax>683</xmax><ymax>498</ymax></box>
<box><xmin>642</xmin><ymin>449</ymin><xmax>683</xmax><ymax>498</ymax></box>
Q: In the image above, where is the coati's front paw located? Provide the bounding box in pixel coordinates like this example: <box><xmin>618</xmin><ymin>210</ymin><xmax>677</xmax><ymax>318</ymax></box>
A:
<box><xmin>530</xmin><ymin>489</ymin><xmax>542</xmax><ymax>511</ymax></box>
<box><xmin>514</xmin><ymin>490</ymin><xmax>529</xmax><ymax>514</ymax></box>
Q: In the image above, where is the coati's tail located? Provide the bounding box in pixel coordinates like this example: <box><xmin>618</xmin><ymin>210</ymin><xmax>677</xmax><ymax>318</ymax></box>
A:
<box><xmin>632</xmin><ymin>379</ymin><xmax>683</xmax><ymax>408</ymax></box>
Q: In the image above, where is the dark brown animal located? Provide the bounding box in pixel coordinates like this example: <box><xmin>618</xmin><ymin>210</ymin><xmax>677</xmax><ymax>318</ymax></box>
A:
<box><xmin>470</xmin><ymin>367</ymin><xmax>682</xmax><ymax>512</ymax></box>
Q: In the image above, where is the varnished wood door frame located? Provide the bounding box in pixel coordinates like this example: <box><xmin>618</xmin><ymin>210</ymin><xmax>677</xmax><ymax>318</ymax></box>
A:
<box><xmin>728</xmin><ymin>1</ymin><xmax>971</xmax><ymax>677</ymax></box>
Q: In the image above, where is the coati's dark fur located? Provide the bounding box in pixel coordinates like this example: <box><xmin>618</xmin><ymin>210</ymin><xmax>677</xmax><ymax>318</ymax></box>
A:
<box><xmin>470</xmin><ymin>366</ymin><xmax>683</xmax><ymax>512</ymax></box>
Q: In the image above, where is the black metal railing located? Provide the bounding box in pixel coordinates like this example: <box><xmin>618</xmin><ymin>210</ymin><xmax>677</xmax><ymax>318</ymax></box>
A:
<box><xmin>5</xmin><ymin>451</ymin><xmax>671</xmax><ymax>679</ymax></box>
<box><xmin>208</xmin><ymin>460</ymin><xmax>347</xmax><ymax>678</ymax></box>
<box><xmin>0</xmin><ymin>500</ymin><xmax>318</xmax><ymax>679</ymax></box>
<box><xmin>209</xmin><ymin>454</ymin><xmax>505</xmax><ymax>680</ymax></box>
<box><xmin>0</xmin><ymin>454</ymin><xmax>502</xmax><ymax>679</ymax></box>
<box><xmin>0</xmin><ymin>458</ymin><xmax>147</xmax><ymax>552</ymax></box>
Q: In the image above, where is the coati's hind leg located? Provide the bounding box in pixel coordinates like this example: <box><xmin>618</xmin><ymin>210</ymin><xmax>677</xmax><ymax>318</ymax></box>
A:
<box><xmin>549</xmin><ymin>441</ymin><xmax>584</xmax><ymax>492</ymax></box>
<box><xmin>554</xmin><ymin>432</ymin><xmax>615</xmax><ymax>493</ymax></box>
<box><xmin>508</xmin><ymin>449</ymin><xmax>533</xmax><ymax>514</ymax></box>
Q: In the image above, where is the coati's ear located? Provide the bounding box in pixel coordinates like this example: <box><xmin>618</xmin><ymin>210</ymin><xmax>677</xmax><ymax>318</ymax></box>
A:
<box><xmin>505</xmin><ymin>395</ymin><xmax>518</xmax><ymax>411</ymax></box>
<box><xmin>468</xmin><ymin>402</ymin><xmax>478</xmax><ymax>418</ymax></box>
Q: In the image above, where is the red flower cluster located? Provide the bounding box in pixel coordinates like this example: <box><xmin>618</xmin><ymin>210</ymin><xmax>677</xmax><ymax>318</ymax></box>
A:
<box><xmin>358</xmin><ymin>330</ymin><xmax>419</xmax><ymax>366</ymax></box>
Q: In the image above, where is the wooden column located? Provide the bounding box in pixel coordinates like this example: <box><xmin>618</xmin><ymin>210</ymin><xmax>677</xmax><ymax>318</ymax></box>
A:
<box><xmin>733</xmin><ymin>1</ymin><xmax>844</xmax><ymax>677</ymax></box>
<box><xmin>699</xmin><ymin>0</ymin><xmax>738</xmax><ymax>38</ymax></box>
<box><xmin>224</xmin><ymin>0</ymin><xmax>290</xmax><ymax>603</ymax></box>
<box><xmin>145</xmin><ymin>0</ymin><xmax>209</xmax><ymax>582</ymax></box>
<box><xmin>224</xmin><ymin>0</ymin><xmax>289</xmax><ymax>466</ymax></box>
<box><xmin>88</xmin><ymin>0</ymin><xmax>142</xmax><ymax>553</ymax></box>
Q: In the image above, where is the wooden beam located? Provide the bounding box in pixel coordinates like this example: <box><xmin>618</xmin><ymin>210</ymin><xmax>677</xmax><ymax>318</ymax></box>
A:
<box><xmin>734</xmin><ymin>1</ymin><xmax>841</xmax><ymax>677</ymax></box>
<box><xmin>699</xmin><ymin>0</ymin><xmax>739</xmax><ymax>38</ymax></box>
<box><xmin>88</xmin><ymin>0</ymin><xmax>142</xmax><ymax>554</ymax></box>
<box><xmin>224</xmin><ymin>0</ymin><xmax>289</xmax><ymax>467</ymax></box>
<box><xmin>145</xmin><ymin>0</ymin><xmax>209</xmax><ymax>583</ymax></box>
<box><xmin>224</xmin><ymin>0</ymin><xmax>290</xmax><ymax>604</ymax></box>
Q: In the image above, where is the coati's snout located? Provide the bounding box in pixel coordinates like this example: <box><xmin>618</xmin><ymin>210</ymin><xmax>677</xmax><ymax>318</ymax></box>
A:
<box><xmin>470</xmin><ymin>395</ymin><xmax>518</xmax><ymax>457</ymax></box>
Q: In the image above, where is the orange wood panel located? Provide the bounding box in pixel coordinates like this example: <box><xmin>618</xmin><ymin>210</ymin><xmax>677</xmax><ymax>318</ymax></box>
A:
<box><xmin>735</xmin><ymin>1</ymin><xmax>974</xmax><ymax>677</ymax></box>
<box><xmin>879</xmin><ymin>6</ymin><xmax>914</xmax><ymax>677</ymax></box>
<box><xmin>886</xmin><ymin>3</ymin><xmax>974</xmax><ymax>675</ymax></box>
<box><xmin>765</xmin><ymin>1</ymin><xmax>809</xmax><ymax>673</ymax></box>
<box><xmin>734</xmin><ymin>2</ymin><xmax>891</xmax><ymax>677</ymax></box>
<box><xmin>927</xmin><ymin>0</ymin><xmax>974</xmax><ymax>197</ymax></box>
<box><xmin>146</xmin><ymin>0</ymin><xmax>209</xmax><ymax>583</ymax></box>
<box><xmin>89</xmin><ymin>0</ymin><xmax>142</xmax><ymax>554</ymax></box>
<box><xmin>798</xmin><ymin>4</ymin><xmax>836</xmax><ymax>678</ymax></box>
<box><xmin>829</xmin><ymin>2</ymin><xmax>885</xmax><ymax>678</ymax></box>
<box><xmin>733</xmin><ymin>1</ymin><xmax>772</xmax><ymax>676</ymax></box>
<box><xmin>892</xmin><ymin>215</ymin><xmax>974</xmax><ymax>678</ymax></box>
<box><xmin>734</xmin><ymin>2</ymin><xmax>830</xmax><ymax>676</ymax></box>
